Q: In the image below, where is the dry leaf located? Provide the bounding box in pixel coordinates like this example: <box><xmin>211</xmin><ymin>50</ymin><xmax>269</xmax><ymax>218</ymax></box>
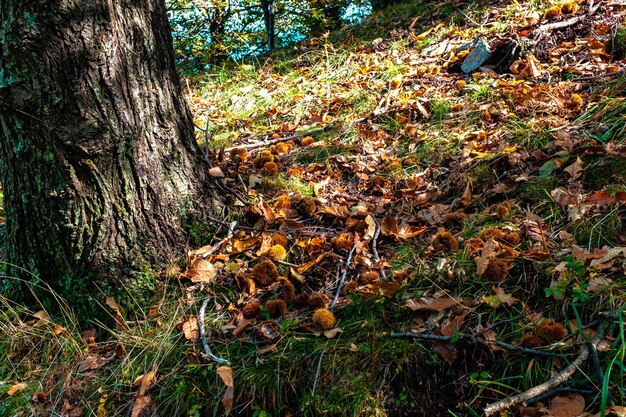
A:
<box><xmin>564</xmin><ymin>157</ymin><xmax>583</xmax><ymax>181</ymax></box>
<box><xmin>182</xmin><ymin>317</ymin><xmax>199</xmax><ymax>342</ymax></box>
<box><xmin>405</xmin><ymin>297</ymin><xmax>458</xmax><ymax>312</ymax></box>
<box><xmin>546</xmin><ymin>393</ymin><xmax>585</xmax><ymax>417</ymax></box>
<box><xmin>217</xmin><ymin>366</ymin><xmax>235</xmax><ymax>415</ymax></box>
<box><xmin>133</xmin><ymin>370</ymin><xmax>156</xmax><ymax>396</ymax></box>
<box><xmin>494</xmin><ymin>286</ymin><xmax>518</xmax><ymax>306</ymax></box>
<box><xmin>131</xmin><ymin>394</ymin><xmax>151</xmax><ymax>417</ymax></box>
<box><xmin>105</xmin><ymin>296</ymin><xmax>128</xmax><ymax>330</ymax></box>
<box><xmin>324</xmin><ymin>328</ymin><xmax>343</xmax><ymax>338</ymax></box>
<box><xmin>7</xmin><ymin>382</ymin><xmax>27</xmax><ymax>396</ymax></box>
<box><xmin>186</xmin><ymin>258</ymin><xmax>217</xmax><ymax>283</ymax></box>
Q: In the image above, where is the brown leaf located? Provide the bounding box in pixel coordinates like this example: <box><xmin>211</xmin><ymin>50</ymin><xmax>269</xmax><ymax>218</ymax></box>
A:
<box><xmin>131</xmin><ymin>394</ymin><xmax>151</xmax><ymax>417</ymax></box>
<box><xmin>475</xmin><ymin>239</ymin><xmax>499</xmax><ymax>276</ymax></box>
<box><xmin>182</xmin><ymin>317</ymin><xmax>199</xmax><ymax>343</ymax></box>
<box><xmin>572</xmin><ymin>246</ymin><xmax>607</xmax><ymax>261</ymax></box>
<box><xmin>186</xmin><ymin>258</ymin><xmax>217</xmax><ymax>283</ymax></box>
<box><xmin>77</xmin><ymin>353</ymin><xmax>115</xmax><ymax>372</ymax></box>
<box><xmin>359</xmin><ymin>282</ymin><xmax>402</xmax><ymax>299</ymax></box>
<box><xmin>494</xmin><ymin>286</ymin><xmax>518</xmax><ymax>306</ymax></box>
<box><xmin>324</xmin><ymin>328</ymin><xmax>343</xmax><ymax>338</ymax></box>
<box><xmin>105</xmin><ymin>296</ymin><xmax>128</xmax><ymax>330</ymax></box>
<box><xmin>363</xmin><ymin>215</ymin><xmax>377</xmax><ymax>242</ymax></box>
<box><xmin>133</xmin><ymin>370</ymin><xmax>156</xmax><ymax>396</ymax></box>
<box><xmin>546</xmin><ymin>393</ymin><xmax>585</xmax><ymax>417</ymax></box>
<box><xmin>380</xmin><ymin>215</ymin><xmax>427</xmax><ymax>240</ymax></box>
<box><xmin>585</xmin><ymin>191</ymin><xmax>613</xmax><ymax>205</ymax></box>
<box><xmin>551</xmin><ymin>188</ymin><xmax>581</xmax><ymax>206</ymax></box>
<box><xmin>217</xmin><ymin>366</ymin><xmax>235</xmax><ymax>415</ymax></box>
<box><xmin>7</xmin><ymin>382</ymin><xmax>27</xmax><ymax>396</ymax></box>
<box><xmin>590</xmin><ymin>247</ymin><xmax>626</xmax><ymax>268</ymax></box>
<box><xmin>317</xmin><ymin>204</ymin><xmax>350</xmax><ymax>219</ymax></box>
<box><xmin>405</xmin><ymin>297</ymin><xmax>458</xmax><ymax>312</ymax></box>
<box><xmin>564</xmin><ymin>157</ymin><xmax>583</xmax><ymax>181</ymax></box>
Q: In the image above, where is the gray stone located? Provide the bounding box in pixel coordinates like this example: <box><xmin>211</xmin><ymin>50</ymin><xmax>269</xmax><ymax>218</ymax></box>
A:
<box><xmin>461</xmin><ymin>38</ymin><xmax>491</xmax><ymax>74</ymax></box>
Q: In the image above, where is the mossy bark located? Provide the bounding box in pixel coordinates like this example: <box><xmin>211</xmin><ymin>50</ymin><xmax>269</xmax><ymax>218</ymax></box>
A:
<box><xmin>0</xmin><ymin>0</ymin><xmax>219</xmax><ymax>312</ymax></box>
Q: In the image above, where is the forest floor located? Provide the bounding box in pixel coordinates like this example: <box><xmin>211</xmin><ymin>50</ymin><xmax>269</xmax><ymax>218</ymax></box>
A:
<box><xmin>2</xmin><ymin>0</ymin><xmax>626</xmax><ymax>416</ymax></box>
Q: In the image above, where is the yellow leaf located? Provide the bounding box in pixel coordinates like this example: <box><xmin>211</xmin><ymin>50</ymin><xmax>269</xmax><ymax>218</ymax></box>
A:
<box><xmin>7</xmin><ymin>382</ymin><xmax>27</xmax><ymax>396</ymax></box>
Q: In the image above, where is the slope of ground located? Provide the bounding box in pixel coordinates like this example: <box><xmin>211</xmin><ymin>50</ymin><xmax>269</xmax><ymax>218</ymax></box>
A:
<box><xmin>2</xmin><ymin>0</ymin><xmax>626</xmax><ymax>416</ymax></box>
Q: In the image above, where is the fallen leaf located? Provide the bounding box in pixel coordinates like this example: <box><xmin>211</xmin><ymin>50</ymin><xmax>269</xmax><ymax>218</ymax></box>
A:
<box><xmin>546</xmin><ymin>393</ymin><xmax>584</xmax><ymax>417</ymax></box>
<box><xmin>105</xmin><ymin>296</ymin><xmax>127</xmax><ymax>330</ymax></box>
<box><xmin>182</xmin><ymin>317</ymin><xmax>199</xmax><ymax>342</ymax></box>
<box><xmin>405</xmin><ymin>297</ymin><xmax>458</xmax><ymax>312</ymax></box>
<box><xmin>590</xmin><ymin>247</ymin><xmax>626</xmax><ymax>268</ymax></box>
<box><xmin>131</xmin><ymin>394</ymin><xmax>151</xmax><ymax>417</ymax></box>
<box><xmin>133</xmin><ymin>370</ymin><xmax>156</xmax><ymax>396</ymax></box>
<box><xmin>564</xmin><ymin>157</ymin><xmax>583</xmax><ymax>181</ymax></box>
<box><xmin>324</xmin><ymin>328</ymin><xmax>343</xmax><ymax>338</ymax></box>
<box><xmin>7</xmin><ymin>382</ymin><xmax>27</xmax><ymax>396</ymax></box>
<box><xmin>217</xmin><ymin>366</ymin><xmax>235</xmax><ymax>415</ymax></box>
<box><xmin>494</xmin><ymin>286</ymin><xmax>518</xmax><ymax>306</ymax></box>
<box><xmin>186</xmin><ymin>258</ymin><xmax>217</xmax><ymax>283</ymax></box>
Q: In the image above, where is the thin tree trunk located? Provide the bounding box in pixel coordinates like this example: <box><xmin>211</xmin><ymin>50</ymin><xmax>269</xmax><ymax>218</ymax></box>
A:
<box><xmin>0</xmin><ymin>0</ymin><xmax>220</xmax><ymax>313</ymax></box>
<box><xmin>261</xmin><ymin>0</ymin><xmax>275</xmax><ymax>50</ymax></box>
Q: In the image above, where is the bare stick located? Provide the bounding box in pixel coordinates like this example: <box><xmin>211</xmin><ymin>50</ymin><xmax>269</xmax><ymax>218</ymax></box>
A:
<box><xmin>224</xmin><ymin>128</ymin><xmax>326</xmax><ymax>152</ymax></box>
<box><xmin>312</xmin><ymin>350</ymin><xmax>325</xmax><ymax>395</ymax></box>
<box><xmin>535</xmin><ymin>1</ymin><xmax>603</xmax><ymax>32</ymax></box>
<box><xmin>390</xmin><ymin>332</ymin><xmax>572</xmax><ymax>357</ymax></box>
<box><xmin>371</xmin><ymin>218</ymin><xmax>387</xmax><ymax>281</ymax></box>
<box><xmin>483</xmin><ymin>321</ymin><xmax>608</xmax><ymax>416</ymax></box>
<box><xmin>198</xmin><ymin>297</ymin><xmax>230</xmax><ymax>365</ymax></box>
<box><xmin>331</xmin><ymin>242</ymin><xmax>358</xmax><ymax>309</ymax></box>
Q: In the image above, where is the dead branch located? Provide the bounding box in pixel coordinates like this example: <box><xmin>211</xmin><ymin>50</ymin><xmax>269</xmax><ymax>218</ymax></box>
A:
<box><xmin>483</xmin><ymin>321</ymin><xmax>608</xmax><ymax>416</ymax></box>
<box><xmin>330</xmin><ymin>241</ymin><xmax>358</xmax><ymax>309</ymax></box>
<box><xmin>390</xmin><ymin>332</ymin><xmax>572</xmax><ymax>357</ymax></box>
<box><xmin>370</xmin><ymin>218</ymin><xmax>387</xmax><ymax>281</ymax></box>
<box><xmin>224</xmin><ymin>128</ymin><xmax>327</xmax><ymax>152</ymax></box>
<box><xmin>535</xmin><ymin>1</ymin><xmax>603</xmax><ymax>33</ymax></box>
<box><xmin>198</xmin><ymin>297</ymin><xmax>230</xmax><ymax>365</ymax></box>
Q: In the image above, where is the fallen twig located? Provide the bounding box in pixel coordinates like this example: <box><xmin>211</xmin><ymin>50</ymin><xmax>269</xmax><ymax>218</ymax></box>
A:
<box><xmin>331</xmin><ymin>241</ymin><xmax>358</xmax><ymax>309</ymax></box>
<box><xmin>311</xmin><ymin>349</ymin><xmax>325</xmax><ymax>395</ymax></box>
<box><xmin>534</xmin><ymin>1</ymin><xmax>603</xmax><ymax>33</ymax></box>
<box><xmin>224</xmin><ymin>128</ymin><xmax>327</xmax><ymax>152</ymax></box>
<box><xmin>483</xmin><ymin>321</ymin><xmax>608</xmax><ymax>416</ymax></box>
<box><xmin>390</xmin><ymin>332</ymin><xmax>572</xmax><ymax>357</ymax></box>
<box><xmin>370</xmin><ymin>218</ymin><xmax>387</xmax><ymax>281</ymax></box>
<box><xmin>198</xmin><ymin>297</ymin><xmax>230</xmax><ymax>365</ymax></box>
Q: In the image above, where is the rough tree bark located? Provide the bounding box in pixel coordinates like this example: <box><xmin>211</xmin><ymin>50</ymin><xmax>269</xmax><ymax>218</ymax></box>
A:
<box><xmin>0</xmin><ymin>0</ymin><xmax>220</xmax><ymax>311</ymax></box>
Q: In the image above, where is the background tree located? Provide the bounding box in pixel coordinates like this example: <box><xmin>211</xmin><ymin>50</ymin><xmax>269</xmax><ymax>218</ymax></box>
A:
<box><xmin>0</xmin><ymin>0</ymin><xmax>221</xmax><ymax>312</ymax></box>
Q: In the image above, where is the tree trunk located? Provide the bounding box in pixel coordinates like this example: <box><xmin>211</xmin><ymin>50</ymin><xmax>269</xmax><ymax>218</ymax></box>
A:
<box><xmin>260</xmin><ymin>0</ymin><xmax>276</xmax><ymax>50</ymax></box>
<box><xmin>0</xmin><ymin>0</ymin><xmax>220</xmax><ymax>313</ymax></box>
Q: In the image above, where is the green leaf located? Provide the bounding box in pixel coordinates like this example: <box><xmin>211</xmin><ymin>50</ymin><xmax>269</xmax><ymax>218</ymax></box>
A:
<box><xmin>539</xmin><ymin>161</ymin><xmax>556</xmax><ymax>177</ymax></box>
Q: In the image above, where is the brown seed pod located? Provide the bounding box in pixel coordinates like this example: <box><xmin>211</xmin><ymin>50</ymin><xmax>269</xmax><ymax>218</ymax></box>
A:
<box><xmin>312</xmin><ymin>308</ymin><xmax>336</xmax><ymax>330</ymax></box>
<box><xmin>432</xmin><ymin>231</ymin><xmax>459</xmax><ymax>251</ymax></box>
<box><xmin>265</xmin><ymin>299</ymin><xmax>287</xmax><ymax>318</ymax></box>
<box><xmin>342</xmin><ymin>280</ymin><xmax>358</xmax><ymax>294</ymax></box>
<box><xmin>483</xmin><ymin>258</ymin><xmax>510</xmax><ymax>282</ymax></box>
<box><xmin>277</xmin><ymin>277</ymin><xmax>295</xmax><ymax>304</ymax></box>
<box><xmin>253</xmin><ymin>259</ymin><xmax>279</xmax><ymax>287</ymax></box>
<box><xmin>261</xmin><ymin>161</ymin><xmax>279</xmax><ymax>176</ymax></box>
<box><xmin>242</xmin><ymin>300</ymin><xmax>261</xmax><ymax>319</ymax></box>
<box><xmin>308</xmin><ymin>292</ymin><xmax>329</xmax><ymax>309</ymax></box>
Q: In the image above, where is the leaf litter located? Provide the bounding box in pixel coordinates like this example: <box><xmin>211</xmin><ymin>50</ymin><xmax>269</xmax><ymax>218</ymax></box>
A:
<box><xmin>10</xmin><ymin>0</ymin><xmax>626</xmax><ymax>415</ymax></box>
<box><xmin>178</xmin><ymin>0</ymin><xmax>626</xmax><ymax>413</ymax></box>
